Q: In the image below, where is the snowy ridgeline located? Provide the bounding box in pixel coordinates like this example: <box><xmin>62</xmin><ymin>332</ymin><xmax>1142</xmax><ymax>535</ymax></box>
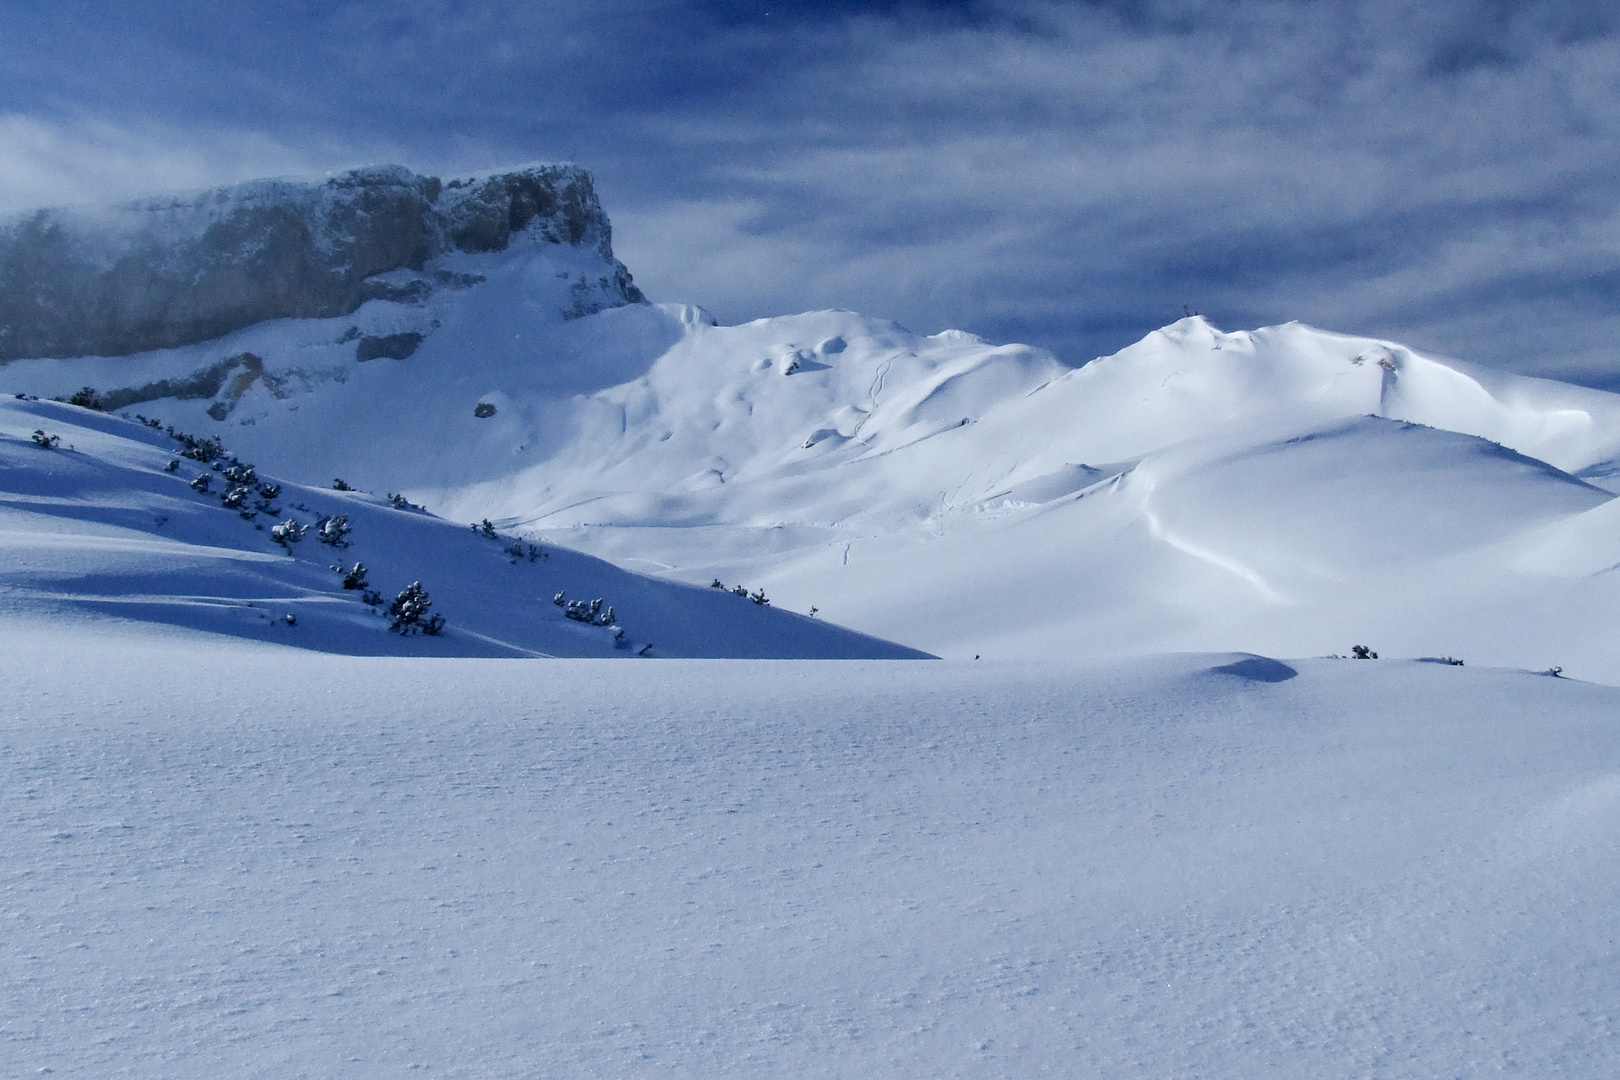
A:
<box><xmin>0</xmin><ymin>396</ymin><xmax>928</xmax><ymax>658</ymax></box>
<box><xmin>0</xmin><ymin>163</ymin><xmax>642</xmax><ymax>361</ymax></box>
<box><xmin>11</xmin><ymin>302</ymin><xmax>1620</xmax><ymax>675</ymax></box>
<box><xmin>2</xmin><ymin>630</ymin><xmax>1617</xmax><ymax>1078</ymax></box>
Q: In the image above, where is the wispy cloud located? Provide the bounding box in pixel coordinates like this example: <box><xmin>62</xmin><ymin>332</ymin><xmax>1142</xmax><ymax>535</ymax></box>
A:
<box><xmin>1</xmin><ymin>1</ymin><xmax>1617</xmax><ymax>380</ymax></box>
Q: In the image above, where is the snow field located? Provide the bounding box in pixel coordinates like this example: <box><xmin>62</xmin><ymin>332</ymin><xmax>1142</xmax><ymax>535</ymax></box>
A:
<box><xmin>3</xmin><ymin>627</ymin><xmax>1617</xmax><ymax>1077</ymax></box>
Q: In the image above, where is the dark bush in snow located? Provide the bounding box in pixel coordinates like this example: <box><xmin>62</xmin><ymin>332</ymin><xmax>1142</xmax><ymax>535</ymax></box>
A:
<box><xmin>65</xmin><ymin>386</ymin><xmax>105</xmax><ymax>410</ymax></box>
<box><xmin>474</xmin><ymin>401</ymin><xmax>497</xmax><ymax>418</ymax></box>
<box><xmin>710</xmin><ymin>578</ymin><xmax>724</xmax><ymax>589</ymax></box>
<box><xmin>332</xmin><ymin>478</ymin><xmax>352</xmax><ymax>491</ymax></box>
<box><xmin>1351</xmin><ymin>645</ymin><xmax>1379</xmax><ymax>660</ymax></box>
<box><xmin>388</xmin><ymin>581</ymin><xmax>445</xmax><ymax>635</ymax></box>
<box><xmin>189</xmin><ymin>473</ymin><xmax>211</xmax><ymax>492</ymax></box>
<box><xmin>30</xmin><ymin>429</ymin><xmax>59</xmax><ymax>448</ymax></box>
<box><xmin>388</xmin><ymin>492</ymin><xmax>425</xmax><ymax>512</ymax></box>
<box><xmin>504</xmin><ymin>541</ymin><xmax>544</xmax><ymax>563</ymax></box>
<box><xmin>339</xmin><ymin>562</ymin><xmax>369</xmax><ymax>590</ymax></box>
<box><xmin>317</xmin><ymin>514</ymin><xmax>352</xmax><ymax>547</ymax></box>
<box><xmin>164</xmin><ymin>459</ymin><xmax>179</xmax><ymax>472</ymax></box>
<box><xmin>473</xmin><ymin>518</ymin><xmax>497</xmax><ymax>539</ymax></box>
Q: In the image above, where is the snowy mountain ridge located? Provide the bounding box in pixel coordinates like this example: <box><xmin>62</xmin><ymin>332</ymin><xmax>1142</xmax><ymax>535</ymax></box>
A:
<box><xmin>6</xmin><ymin>169</ymin><xmax>1620</xmax><ymax>673</ymax></box>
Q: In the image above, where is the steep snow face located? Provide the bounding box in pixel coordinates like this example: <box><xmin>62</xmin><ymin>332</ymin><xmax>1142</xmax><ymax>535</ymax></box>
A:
<box><xmin>0</xmin><ymin>398</ymin><xmax>928</xmax><ymax>658</ymax></box>
<box><xmin>0</xmin><ymin>164</ymin><xmax>642</xmax><ymax>361</ymax></box>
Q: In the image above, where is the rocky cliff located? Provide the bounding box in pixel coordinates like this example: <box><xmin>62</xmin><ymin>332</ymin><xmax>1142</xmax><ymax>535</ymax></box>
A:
<box><xmin>0</xmin><ymin>164</ymin><xmax>643</xmax><ymax>361</ymax></box>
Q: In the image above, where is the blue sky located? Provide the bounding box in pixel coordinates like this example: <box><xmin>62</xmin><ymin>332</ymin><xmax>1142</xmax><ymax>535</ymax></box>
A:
<box><xmin>2</xmin><ymin>1</ymin><xmax>1617</xmax><ymax>381</ymax></box>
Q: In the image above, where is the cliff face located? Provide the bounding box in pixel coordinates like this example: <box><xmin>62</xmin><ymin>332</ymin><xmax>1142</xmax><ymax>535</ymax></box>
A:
<box><xmin>0</xmin><ymin>164</ymin><xmax>643</xmax><ymax>361</ymax></box>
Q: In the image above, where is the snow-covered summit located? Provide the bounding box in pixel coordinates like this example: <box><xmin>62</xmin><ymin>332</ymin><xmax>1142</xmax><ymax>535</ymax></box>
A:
<box><xmin>0</xmin><ymin>164</ymin><xmax>642</xmax><ymax>361</ymax></box>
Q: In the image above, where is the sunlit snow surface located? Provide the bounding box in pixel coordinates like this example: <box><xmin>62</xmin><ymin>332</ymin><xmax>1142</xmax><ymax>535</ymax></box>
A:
<box><xmin>11</xmin><ymin>272</ymin><xmax>1620</xmax><ymax>676</ymax></box>
<box><xmin>3</xmin><ymin>625</ymin><xmax>1617</xmax><ymax>1077</ymax></box>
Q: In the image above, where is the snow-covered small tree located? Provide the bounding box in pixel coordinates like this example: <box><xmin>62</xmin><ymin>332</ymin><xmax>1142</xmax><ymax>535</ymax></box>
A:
<box><xmin>317</xmin><ymin>514</ymin><xmax>351</xmax><ymax>547</ymax></box>
<box><xmin>270</xmin><ymin>519</ymin><xmax>306</xmax><ymax>547</ymax></box>
<box><xmin>223</xmin><ymin>463</ymin><xmax>257</xmax><ymax>486</ymax></box>
<box><xmin>388</xmin><ymin>581</ymin><xmax>445</xmax><ymax>635</ymax></box>
<box><xmin>67</xmin><ymin>386</ymin><xmax>105</xmax><ymax>410</ymax></box>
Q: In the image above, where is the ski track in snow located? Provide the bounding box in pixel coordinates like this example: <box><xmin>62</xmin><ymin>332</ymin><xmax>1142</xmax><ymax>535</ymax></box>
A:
<box><xmin>2</xmin><ymin>626</ymin><xmax>1618</xmax><ymax>1079</ymax></box>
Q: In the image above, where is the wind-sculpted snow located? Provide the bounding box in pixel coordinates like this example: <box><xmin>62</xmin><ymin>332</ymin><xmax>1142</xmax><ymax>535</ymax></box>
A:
<box><xmin>0</xmin><ymin>398</ymin><xmax>927</xmax><ymax>658</ymax></box>
<box><xmin>11</xmin><ymin>255</ymin><xmax>1620</xmax><ymax>673</ymax></box>
<box><xmin>0</xmin><ymin>164</ymin><xmax>642</xmax><ymax>361</ymax></box>
<box><xmin>2</xmin><ymin>635</ymin><xmax>1618</xmax><ymax>1077</ymax></box>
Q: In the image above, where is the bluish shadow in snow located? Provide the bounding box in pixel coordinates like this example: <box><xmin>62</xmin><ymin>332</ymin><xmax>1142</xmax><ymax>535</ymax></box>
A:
<box><xmin>1207</xmin><ymin>655</ymin><xmax>1298</xmax><ymax>682</ymax></box>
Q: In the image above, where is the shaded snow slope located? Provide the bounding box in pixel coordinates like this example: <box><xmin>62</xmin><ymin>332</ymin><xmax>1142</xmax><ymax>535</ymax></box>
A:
<box><xmin>4</xmin><ymin>632</ymin><xmax>1618</xmax><ymax>1077</ymax></box>
<box><xmin>0</xmin><ymin>398</ymin><xmax>928</xmax><ymax>658</ymax></box>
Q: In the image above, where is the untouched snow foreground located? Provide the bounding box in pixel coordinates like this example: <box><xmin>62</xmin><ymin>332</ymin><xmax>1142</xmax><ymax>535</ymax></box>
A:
<box><xmin>3</xmin><ymin>628</ymin><xmax>1618</xmax><ymax>1078</ymax></box>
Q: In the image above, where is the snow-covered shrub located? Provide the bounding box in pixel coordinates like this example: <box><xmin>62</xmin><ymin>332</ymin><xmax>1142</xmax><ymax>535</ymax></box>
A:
<box><xmin>164</xmin><ymin>459</ymin><xmax>180</xmax><ymax>472</ymax></box>
<box><xmin>552</xmin><ymin>591</ymin><xmax>616</xmax><ymax>626</ymax></box>
<box><xmin>473</xmin><ymin>518</ymin><xmax>497</xmax><ymax>539</ymax></box>
<box><xmin>731</xmin><ymin>584</ymin><xmax>748</xmax><ymax>597</ymax></box>
<box><xmin>270</xmin><ymin>519</ymin><xmax>306</xmax><ymax>547</ymax></box>
<box><xmin>749</xmin><ymin>588</ymin><xmax>769</xmax><ymax>606</ymax></box>
<box><xmin>220</xmin><ymin>485</ymin><xmax>250</xmax><ymax>510</ymax></box>
<box><xmin>1351</xmin><ymin>645</ymin><xmax>1378</xmax><ymax>660</ymax></box>
<box><xmin>189</xmin><ymin>473</ymin><xmax>212</xmax><ymax>492</ymax></box>
<box><xmin>388</xmin><ymin>581</ymin><xmax>445</xmax><ymax>635</ymax></box>
<box><xmin>388</xmin><ymin>492</ymin><xmax>424</xmax><ymax>512</ymax></box>
<box><xmin>339</xmin><ymin>562</ymin><xmax>369</xmax><ymax>590</ymax></box>
<box><xmin>710</xmin><ymin>578</ymin><xmax>724</xmax><ymax>589</ymax></box>
<box><xmin>223</xmin><ymin>463</ymin><xmax>257</xmax><ymax>486</ymax></box>
<box><xmin>317</xmin><ymin>514</ymin><xmax>351</xmax><ymax>547</ymax></box>
<box><xmin>332</xmin><ymin>478</ymin><xmax>353</xmax><ymax>491</ymax></box>
<box><xmin>257</xmin><ymin>482</ymin><xmax>280</xmax><ymax>500</ymax></box>
<box><xmin>473</xmin><ymin>401</ymin><xmax>497</xmax><ymax>418</ymax></box>
<box><xmin>179</xmin><ymin>436</ymin><xmax>223</xmax><ymax>463</ymax></box>
<box><xmin>30</xmin><ymin>429</ymin><xmax>59</xmax><ymax>448</ymax></box>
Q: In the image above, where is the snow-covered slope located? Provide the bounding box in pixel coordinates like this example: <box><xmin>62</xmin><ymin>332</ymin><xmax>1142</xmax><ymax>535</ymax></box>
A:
<box><xmin>4</xmin><ymin>629</ymin><xmax>1618</xmax><ymax>1077</ymax></box>
<box><xmin>0</xmin><ymin>397</ymin><xmax>928</xmax><ymax>658</ymax></box>
<box><xmin>9</xmin><ymin>189</ymin><xmax>1620</xmax><ymax>675</ymax></box>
